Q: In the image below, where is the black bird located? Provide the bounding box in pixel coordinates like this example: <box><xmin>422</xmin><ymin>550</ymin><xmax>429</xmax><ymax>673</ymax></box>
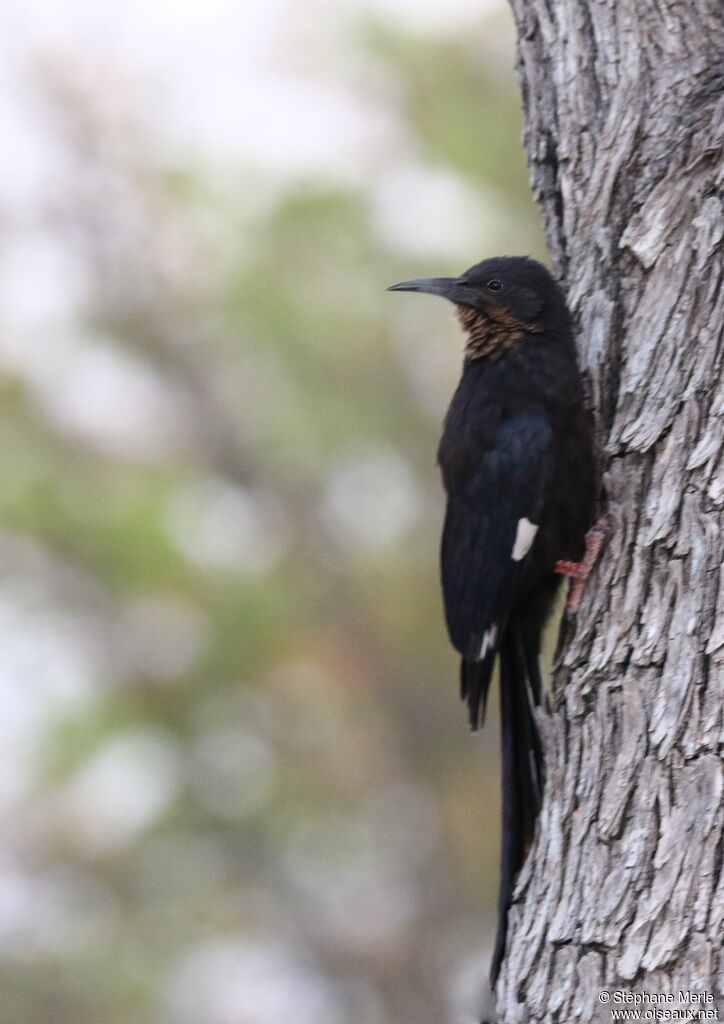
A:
<box><xmin>389</xmin><ymin>256</ymin><xmax>597</xmax><ymax>984</ymax></box>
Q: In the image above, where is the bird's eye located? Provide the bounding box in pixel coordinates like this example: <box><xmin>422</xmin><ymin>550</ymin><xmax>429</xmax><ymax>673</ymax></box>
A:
<box><xmin>486</xmin><ymin>279</ymin><xmax>503</xmax><ymax>292</ymax></box>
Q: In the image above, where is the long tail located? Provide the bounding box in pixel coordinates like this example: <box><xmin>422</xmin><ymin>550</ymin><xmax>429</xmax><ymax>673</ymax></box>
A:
<box><xmin>490</xmin><ymin>615</ymin><xmax>544</xmax><ymax>984</ymax></box>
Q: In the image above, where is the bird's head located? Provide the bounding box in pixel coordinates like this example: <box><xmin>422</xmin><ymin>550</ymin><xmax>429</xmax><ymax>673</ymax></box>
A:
<box><xmin>388</xmin><ymin>256</ymin><xmax>568</xmax><ymax>361</ymax></box>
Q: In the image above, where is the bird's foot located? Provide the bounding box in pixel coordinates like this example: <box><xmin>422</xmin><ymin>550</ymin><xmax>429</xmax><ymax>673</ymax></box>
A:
<box><xmin>555</xmin><ymin>516</ymin><xmax>611</xmax><ymax>614</ymax></box>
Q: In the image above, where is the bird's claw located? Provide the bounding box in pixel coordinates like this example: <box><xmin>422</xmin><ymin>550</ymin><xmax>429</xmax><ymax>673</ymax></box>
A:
<box><xmin>555</xmin><ymin>515</ymin><xmax>611</xmax><ymax>614</ymax></box>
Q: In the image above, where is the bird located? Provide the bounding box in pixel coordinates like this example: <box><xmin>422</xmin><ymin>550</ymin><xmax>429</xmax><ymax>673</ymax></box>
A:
<box><xmin>388</xmin><ymin>255</ymin><xmax>598</xmax><ymax>986</ymax></box>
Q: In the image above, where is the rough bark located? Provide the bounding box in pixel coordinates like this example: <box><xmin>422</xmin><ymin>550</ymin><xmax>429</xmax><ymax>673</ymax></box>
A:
<box><xmin>499</xmin><ymin>1</ymin><xmax>724</xmax><ymax>1020</ymax></box>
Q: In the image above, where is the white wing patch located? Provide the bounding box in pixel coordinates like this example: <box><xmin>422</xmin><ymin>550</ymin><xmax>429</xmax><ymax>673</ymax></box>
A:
<box><xmin>511</xmin><ymin>517</ymin><xmax>538</xmax><ymax>561</ymax></box>
<box><xmin>478</xmin><ymin>624</ymin><xmax>497</xmax><ymax>659</ymax></box>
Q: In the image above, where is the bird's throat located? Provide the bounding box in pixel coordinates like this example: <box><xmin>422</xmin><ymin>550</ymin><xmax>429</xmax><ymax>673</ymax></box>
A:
<box><xmin>457</xmin><ymin>305</ymin><xmax>530</xmax><ymax>361</ymax></box>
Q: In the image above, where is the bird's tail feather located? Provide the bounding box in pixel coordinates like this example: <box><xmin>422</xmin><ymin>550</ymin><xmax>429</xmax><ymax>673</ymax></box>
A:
<box><xmin>460</xmin><ymin>650</ymin><xmax>496</xmax><ymax>730</ymax></box>
<box><xmin>490</xmin><ymin>616</ymin><xmax>544</xmax><ymax>984</ymax></box>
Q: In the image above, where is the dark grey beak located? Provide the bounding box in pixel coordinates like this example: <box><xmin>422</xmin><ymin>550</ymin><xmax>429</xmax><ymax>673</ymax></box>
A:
<box><xmin>387</xmin><ymin>276</ymin><xmax>478</xmax><ymax>307</ymax></box>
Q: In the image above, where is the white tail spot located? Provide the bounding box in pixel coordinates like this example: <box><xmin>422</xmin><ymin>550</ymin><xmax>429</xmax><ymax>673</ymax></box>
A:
<box><xmin>512</xmin><ymin>517</ymin><xmax>538</xmax><ymax>561</ymax></box>
<box><xmin>479</xmin><ymin>624</ymin><xmax>497</xmax><ymax>659</ymax></box>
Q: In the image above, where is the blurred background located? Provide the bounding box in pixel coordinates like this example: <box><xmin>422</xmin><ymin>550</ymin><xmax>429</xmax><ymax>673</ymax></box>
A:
<box><xmin>0</xmin><ymin>1</ymin><xmax>547</xmax><ymax>1022</ymax></box>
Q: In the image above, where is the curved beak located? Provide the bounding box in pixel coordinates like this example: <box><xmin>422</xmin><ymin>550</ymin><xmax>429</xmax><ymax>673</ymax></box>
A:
<box><xmin>387</xmin><ymin>276</ymin><xmax>478</xmax><ymax>307</ymax></box>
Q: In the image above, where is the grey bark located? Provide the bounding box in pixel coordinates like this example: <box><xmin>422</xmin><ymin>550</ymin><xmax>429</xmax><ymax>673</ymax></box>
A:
<box><xmin>498</xmin><ymin>1</ymin><xmax>724</xmax><ymax>1020</ymax></box>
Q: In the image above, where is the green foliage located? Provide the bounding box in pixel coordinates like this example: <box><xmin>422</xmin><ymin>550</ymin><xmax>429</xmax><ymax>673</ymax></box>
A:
<box><xmin>0</xmin><ymin>7</ymin><xmax>549</xmax><ymax>1024</ymax></box>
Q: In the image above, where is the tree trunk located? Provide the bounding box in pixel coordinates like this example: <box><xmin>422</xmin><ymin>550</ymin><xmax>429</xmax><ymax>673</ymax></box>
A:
<box><xmin>498</xmin><ymin>1</ymin><xmax>724</xmax><ymax>1019</ymax></box>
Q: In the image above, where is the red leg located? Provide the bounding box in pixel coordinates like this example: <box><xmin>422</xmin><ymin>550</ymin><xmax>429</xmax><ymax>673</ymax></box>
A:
<box><xmin>555</xmin><ymin>516</ymin><xmax>611</xmax><ymax>614</ymax></box>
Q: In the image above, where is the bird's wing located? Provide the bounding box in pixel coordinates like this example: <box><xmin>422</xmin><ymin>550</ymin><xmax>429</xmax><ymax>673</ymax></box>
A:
<box><xmin>440</xmin><ymin>409</ymin><xmax>553</xmax><ymax>719</ymax></box>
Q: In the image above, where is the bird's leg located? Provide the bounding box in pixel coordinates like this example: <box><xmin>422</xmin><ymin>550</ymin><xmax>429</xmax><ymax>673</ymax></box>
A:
<box><xmin>555</xmin><ymin>516</ymin><xmax>611</xmax><ymax>614</ymax></box>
